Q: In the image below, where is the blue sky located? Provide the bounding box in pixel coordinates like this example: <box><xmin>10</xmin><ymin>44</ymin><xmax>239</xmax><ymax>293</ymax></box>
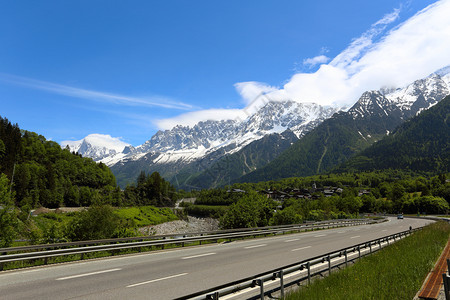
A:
<box><xmin>1</xmin><ymin>0</ymin><xmax>450</xmax><ymax>146</ymax></box>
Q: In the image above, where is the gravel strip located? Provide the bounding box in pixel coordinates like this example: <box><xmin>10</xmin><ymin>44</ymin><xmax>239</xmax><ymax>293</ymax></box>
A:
<box><xmin>139</xmin><ymin>216</ymin><xmax>220</xmax><ymax>236</ymax></box>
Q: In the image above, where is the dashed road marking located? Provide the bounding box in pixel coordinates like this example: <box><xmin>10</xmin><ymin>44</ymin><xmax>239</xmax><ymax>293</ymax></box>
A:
<box><xmin>181</xmin><ymin>253</ymin><xmax>216</xmax><ymax>260</ymax></box>
<box><xmin>244</xmin><ymin>244</ymin><xmax>267</xmax><ymax>249</ymax></box>
<box><xmin>127</xmin><ymin>273</ymin><xmax>188</xmax><ymax>288</ymax></box>
<box><xmin>292</xmin><ymin>246</ymin><xmax>311</xmax><ymax>252</ymax></box>
<box><xmin>56</xmin><ymin>268</ymin><xmax>122</xmax><ymax>281</ymax></box>
<box><xmin>285</xmin><ymin>238</ymin><xmax>300</xmax><ymax>242</ymax></box>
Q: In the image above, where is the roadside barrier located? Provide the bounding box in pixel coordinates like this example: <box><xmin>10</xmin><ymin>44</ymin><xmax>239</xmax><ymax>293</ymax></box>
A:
<box><xmin>176</xmin><ymin>227</ymin><xmax>421</xmax><ymax>300</ymax></box>
<box><xmin>0</xmin><ymin>218</ymin><xmax>377</xmax><ymax>271</ymax></box>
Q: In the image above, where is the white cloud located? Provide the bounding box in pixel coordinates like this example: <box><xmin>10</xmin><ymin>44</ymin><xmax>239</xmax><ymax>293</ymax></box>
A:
<box><xmin>0</xmin><ymin>73</ymin><xmax>194</xmax><ymax>110</ymax></box>
<box><xmin>303</xmin><ymin>55</ymin><xmax>330</xmax><ymax>68</ymax></box>
<box><xmin>330</xmin><ymin>8</ymin><xmax>400</xmax><ymax>70</ymax></box>
<box><xmin>234</xmin><ymin>81</ymin><xmax>278</xmax><ymax>105</ymax></box>
<box><xmin>157</xmin><ymin>83</ymin><xmax>278</xmax><ymax>129</ymax></box>
<box><xmin>159</xmin><ymin>0</ymin><xmax>450</xmax><ymax>128</ymax></box>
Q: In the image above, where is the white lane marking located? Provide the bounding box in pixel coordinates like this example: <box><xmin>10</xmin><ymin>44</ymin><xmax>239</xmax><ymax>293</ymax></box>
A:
<box><xmin>337</xmin><ymin>231</ymin><xmax>345</xmax><ymax>234</ymax></box>
<box><xmin>382</xmin><ymin>229</ymin><xmax>388</xmax><ymax>232</ymax></box>
<box><xmin>314</xmin><ymin>234</ymin><xmax>326</xmax><ymax>237</ymax></box>
<box><xmin>181</xmin><ymin>252</ymin><xmax>216</xmax><ymax>260</ymax></box>
<box><xmin>244</xmin><ymin>244</ymin><xmax>267</xmax><ymax>249</ymax></box>
<box><xmin>285</xmin><ymin>238</ymin><xmax>300</xmax><ymax>242</ymax></box>
<box><xmin>126</xmin><ymin>273</ymin><xmax>188</xmax><ymax>288</ymax></box>
<box><xmin>17</xmin><ymin>269</ymin><xmax>43</xmax><ymax>274</ymax></box>
<box><xmin>350</xmin><ymin>236</ymin><xmax>361</xmax><ymax>239</ymax></box>
<box><xmin>56</xmin><ymin>268</ymin><xmax>121</xmax><ymax>281</ymax></box>
<box><xmin>292</xmin><ymin>246</ymin><xmax>311</xmax><ymax>252</ymax></box>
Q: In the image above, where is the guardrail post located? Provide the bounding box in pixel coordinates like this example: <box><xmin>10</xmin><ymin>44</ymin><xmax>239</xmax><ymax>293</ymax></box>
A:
<box><xmin>206</xmin><ymin>292</ymin><xmax>219</xmax><ymax>300</ymax></box>
<box><xmin>307</xmin><ymin>262</ymin><xmax>311</xmax><ymax>285</ymax></box>
<box><xmin>276</xmin><ymin>270</ymin><xmax>285</xmax><ymax>298</ymax></box>
<box><xmin>253</xmin><ymin>279</ymin><xmax>264</xmax><ymax>300</ymax></box>
<box><xmin>358</xmin><ymin>246</ymin><xmax>361</xmax><ymax>260</ymax></box>
<box><xmin>344</xmin><ymin>250</ymin><xmax>348</xmax><ymax>267</ymax></box>
<box><xmin>369</xmin><ymin>242</ymin><xmax>372</xmax><ymax>254</ymax></box>
<box><xmin>328</xmin><ymin>255</ymin><xmax>331</xmax><ymax>275</ymax></box>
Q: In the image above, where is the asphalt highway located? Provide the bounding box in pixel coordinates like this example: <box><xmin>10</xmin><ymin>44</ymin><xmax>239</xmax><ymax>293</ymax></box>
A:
<box><xmin>0</xmin><ymin>217</ymin><xmax>432</xmax><ymax>299</ymax></box>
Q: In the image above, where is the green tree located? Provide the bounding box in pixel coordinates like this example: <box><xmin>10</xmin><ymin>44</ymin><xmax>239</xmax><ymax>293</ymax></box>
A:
<box><xmin>0</xmin><ymin>173</ymin><xmax>17</xmax><ymax>247</ymax></box>
<box><xmin>66</xmin><ymin>205</ymin><xmax>120</xmax><ymax>241</ymax></box>
<box><xmin>220</xmin><ymin>192</ymin><xmax>275</xmax><ymax>229</ymax></box>
<box><xmin>0</xmin><ymin>139</ymin><xmax>5</xmax><ymax>160</ymax></box>
<box><xmin>270</xmin><ymin>206</ymin><xmax>302</xmax><ymax>225</ymax></box>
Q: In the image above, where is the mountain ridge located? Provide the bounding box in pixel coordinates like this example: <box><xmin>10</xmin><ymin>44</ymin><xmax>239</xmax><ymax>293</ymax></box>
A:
<box><xmin>61</xmin><ymin>68</ymin><xmax>450</xmax><ymax>188</ymax></box>
<box><xmin>237</xmin><ymin>70</ymin><xmax>450</xmax><ymax>183</ymax></box>
<box><xmin>334</xmin><ymin>95</ymin><xmax>450</xmax><ymax>173</ymax></box>
<box><xmin>67</xmin><ymin>101</ymin><xmax>339</xmax><ymax>187</ymax></box>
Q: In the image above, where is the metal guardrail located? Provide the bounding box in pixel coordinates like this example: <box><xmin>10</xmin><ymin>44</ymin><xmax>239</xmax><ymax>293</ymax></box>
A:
<box><xmin>0</xmin><ymin>219</ymin><xmax>370</xmax><ymax>254</ymax></box>
<box><xmin>394</xmin><ymin>215</ymin><xmax>450</xmax><ymax>223</ymax></box>
<box><xmin>0</xmin><ymin>219</ymin><xmax>376</xmax><ymax>270</ymax></box>
<box><xmin>176</xmin><ymin>227</ymin><xmax>421</xmax><ymax>300</ymax></box>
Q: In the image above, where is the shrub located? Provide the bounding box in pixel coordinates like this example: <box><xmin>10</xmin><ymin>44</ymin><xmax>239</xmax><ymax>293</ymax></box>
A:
<box><xmin>66</xmin><ymin>205</ymin><xmax>120</xmax><ymax>241</ymax></box>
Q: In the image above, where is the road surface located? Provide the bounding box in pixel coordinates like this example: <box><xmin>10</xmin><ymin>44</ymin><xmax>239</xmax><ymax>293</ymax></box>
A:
<box><xmin>0</xmin><ymin>217</ymin><xmax>432</xmax><ymax>299</ymax></box>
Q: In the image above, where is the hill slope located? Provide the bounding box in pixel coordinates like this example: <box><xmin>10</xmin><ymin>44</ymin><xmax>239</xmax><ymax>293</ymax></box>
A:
<box><xmin>0</xmin><ymin>116</ymin><xmax>117</xmax><ymax>208</ymax></box>
<box><xmin>335</xmin><ymin>96</ymin><xmax>450</xmax><ymax>173</ymax></box>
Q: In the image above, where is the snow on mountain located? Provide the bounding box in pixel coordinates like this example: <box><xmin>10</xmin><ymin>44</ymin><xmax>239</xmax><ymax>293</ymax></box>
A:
<box><xmin>348</xmin><ymin>91</ymin><xmax>400</xmax><ymax>119</ymax></box>
<box><xmin>349</xmin><ymin>68</ymin><xmax>450</xmax><ymax>119</ymax></box>
<box><xmin>61</xmin><ymin>134</ymin><xmax>130</xmax><ymax>161</ymax></box>
<box><xmin>101</xmin><ymin>101</ymin><xmax>339</xmax><ymax>167</ymax></box>
<box><xmin>68</xmin><ymin>67</ymin><xmax>450</xmax><ymax>185</ymax></box>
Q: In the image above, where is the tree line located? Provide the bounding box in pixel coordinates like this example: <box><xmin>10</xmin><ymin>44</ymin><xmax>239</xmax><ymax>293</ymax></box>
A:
<box><xmin>0</xmin><ymin>116</ymin><xmax>178</xmax><ymax>211</ymax></box>
<box><xmin>183</xmin><ymin>171</ymin><xmax>450</xmax><ymax>229</ymax></box>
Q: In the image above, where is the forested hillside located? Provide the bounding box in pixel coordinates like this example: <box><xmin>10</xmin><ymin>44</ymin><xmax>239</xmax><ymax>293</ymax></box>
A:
<box><xmin>0</xmin><ymin>116</ymin><xmax>180</xmax><ymax>210</ymax></box>
<box><xmin>335</xmin><ymin>96</ymin><xmax>450</xmax><ymax>173</ymax></box>
<box><xmin>0</xmin><ymin>116</ymin><xmax>181</xmax><ymax>246</ymax></box>
<box><xmin>0</xmin><ymin>116</ymin><xmax>118</xmax><ymax>209</ymax></box>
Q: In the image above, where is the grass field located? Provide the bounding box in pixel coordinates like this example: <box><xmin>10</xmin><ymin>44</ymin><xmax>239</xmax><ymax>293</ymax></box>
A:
<box><xmin>285</xmin><ymin>221</ymin><xmax>450</xmax><ymax>299</ymax></box>
<box><xmin>113</xmin><ymin>206</ymin><xmax>178</xmax><ymax>227</ymax></box>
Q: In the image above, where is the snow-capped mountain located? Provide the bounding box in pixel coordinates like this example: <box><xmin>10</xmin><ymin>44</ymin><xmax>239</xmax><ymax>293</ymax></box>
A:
<box><xmin>144</xmin><ymin>101</ymin><xmax>336</xmax><ymax>152</ymax></box>
<box><xmin>238</xmin><ymin>68</ymin><xmax>450</xmax><ymax>184</ymax></box>
<box><xmin>61</xmin><ymin>134</ymin><xmax>130</xmax><ymax>161</ymax></box>
<box><xmin>350</xmin><ymin>70</ymin><xmax>450</xmax><ymax>119</ymax></box>
<box><xmin>64</xmin><ymin>67</ymin><xmax>450</xmax><ymax>188</ymax></box>
<box><xmin>101</xmin><ymin>101</ymin><xmax>339</xmax><ymax>168</ymax></box>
